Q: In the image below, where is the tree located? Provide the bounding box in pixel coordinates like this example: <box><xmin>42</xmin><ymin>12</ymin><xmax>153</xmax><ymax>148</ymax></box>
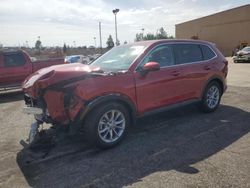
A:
<box><xmin>35</xmin><ymin>39</ymin><xmax>42</xmax><ymax>50</ymax></box>
<box><xmin>63</xmin><ymin>43</ymin><xmax>67</xmax><ymax>54</ymax></box>
<box><xmin>106</xmin><ymin>35</ymin><xmax>114</xmax><ymax>48</ymax></box>
<box><xmin>134</xmin><ymin>27</ymin><xmax>174</xmax><ymax>41</ymax></box>
<box><xmin>156</xmin><ymin>27</ymin><xmax>168</xmax><ymax>39</ymax></box>
<box><xmin>144</xmin><ymin>33</ymin><xmax>156</xmax><ymax>40</ymax></box>
<box><xmin>35</xmin><ymin>39</ymin><xmax>42</xmax><ymax>55</ymax></box>
<box><xmin>135</xmin><ymin>33</ymin><xmax>144</xmax><ymax>42</ymax></box>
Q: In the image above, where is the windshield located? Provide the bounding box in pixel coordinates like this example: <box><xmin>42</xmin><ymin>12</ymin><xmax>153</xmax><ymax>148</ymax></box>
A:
<box><xmin>242</xmin><ymin>47</ymin><xmax>250</xmax><ymax>52</ymax></box>
<box><xmin>89</xmin><ymin>44</ymin><xmax>147</xmax><ymax>72</ymax></box>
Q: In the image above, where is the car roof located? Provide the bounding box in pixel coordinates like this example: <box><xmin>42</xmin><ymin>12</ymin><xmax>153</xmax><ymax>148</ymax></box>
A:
<box><xmin>133</xmin><ymin>39</ymin><xmax>214</xmax><ymax>46</ymax></box>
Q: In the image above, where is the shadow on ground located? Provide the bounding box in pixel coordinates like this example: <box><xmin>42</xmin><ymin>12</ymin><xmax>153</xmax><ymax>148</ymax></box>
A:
<box><xmin>16</xmin><ymin>104</ymin><xmax>250</xmax><ymax>188</ymax></box>
<box><xmin>0</xmin><ymin>90</ymin><xmax>23</xmax><ymax>103</ymax></box>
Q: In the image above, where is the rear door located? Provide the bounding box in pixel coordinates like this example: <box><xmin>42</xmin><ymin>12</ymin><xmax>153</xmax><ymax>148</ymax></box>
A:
<box><xmin>173</xmin><ymin>43</ymin><xmax>216</xmax><ymax>99</ymax></box>
<box><xmin>0</xmin><ymin>52</ymin><xmax>31</xmax><ymax>86</ymax></box>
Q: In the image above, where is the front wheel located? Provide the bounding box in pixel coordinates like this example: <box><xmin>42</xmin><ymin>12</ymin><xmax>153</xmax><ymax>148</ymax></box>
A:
<box><xmin>84</xmin><ymin>103</ymin><xmax>130</xmax><ymax>149</ymax></box>
<box><xmin>200</xmin><ymin>82</ymin><xmax>222</xmax><ymax>113</ymax></box>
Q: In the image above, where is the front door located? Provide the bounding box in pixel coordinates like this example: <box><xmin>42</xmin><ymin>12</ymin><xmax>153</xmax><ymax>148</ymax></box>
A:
<box><xmin>134</xmin><ymin>44</ymin><xmax>186</xmax><ymax>114</ymax></box>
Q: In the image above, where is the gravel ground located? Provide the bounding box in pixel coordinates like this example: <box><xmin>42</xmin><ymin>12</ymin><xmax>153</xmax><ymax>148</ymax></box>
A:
<box><xmin>0</xmin><ymin>58</ymin><xmax>249</xmax><ymax>188</ymax></box>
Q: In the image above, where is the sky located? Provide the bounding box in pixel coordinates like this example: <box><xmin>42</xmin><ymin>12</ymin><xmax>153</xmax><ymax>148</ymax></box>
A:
<box><xmin>0</xmin><ymin>0</ymin><xmax>249</xmax><ymax>47</ymax></box>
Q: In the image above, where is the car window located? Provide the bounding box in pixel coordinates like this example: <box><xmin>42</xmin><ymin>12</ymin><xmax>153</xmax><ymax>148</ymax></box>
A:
<box><xmin>174</xmin><ymin>44</ymin><xmax>203</xmax><ymax>64</ymax></box>
<box><xmin>71</xmin><ymin>56</ymin><xmax>80</xmax><ymax>63</ymax></box>
<box><xmin>242</xmin><ymin>47</ymin><xmax>250</xmax><ymax>52</ymax></box>
<box><xmin>201</xmin><ymin>45</ymin><xmax>216</xmax><ymax>60</ymax></box>
<box><xmin>141</xmin><ymin>45</ymin><xmax>174</xmax><ymax>67</ymax></box>
<box><xmin>4</xmin><ymin>53</ymin><xmax>26</xmax><ymax>67</ymax></box>
<box><xmin>90</xmin><ymin>44</ymin><xmax>147</xmax><ymax>72</ymax></box>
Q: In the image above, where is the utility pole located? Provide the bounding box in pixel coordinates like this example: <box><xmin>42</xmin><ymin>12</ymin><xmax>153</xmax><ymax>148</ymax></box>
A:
<box><xmin>112</xmin><ymin>9</ymin><xmax>119</xmax><ymax>46</ymax></box>
<box><xmin>99</xmin><ymin>22</ymin><xmax>102</xmax><ymax>52</ymax></box>
<box><xmin>93</xmin><ymin>37</ymin><xmax>96</xmax><ymax>48</ymax></box>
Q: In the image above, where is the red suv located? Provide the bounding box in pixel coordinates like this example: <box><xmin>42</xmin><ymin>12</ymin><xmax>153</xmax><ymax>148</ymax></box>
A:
<box><xmin>22</xmin><ymin>40</ymin><xmax>228</xmax><ymax>148</ymax></box>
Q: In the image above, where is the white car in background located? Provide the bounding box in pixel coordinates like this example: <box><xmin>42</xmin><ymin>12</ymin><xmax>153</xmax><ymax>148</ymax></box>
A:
<box><xmin>233</xmin><ymin>46</ymin><xmax>250</xmax><ymax>63</ymax></box>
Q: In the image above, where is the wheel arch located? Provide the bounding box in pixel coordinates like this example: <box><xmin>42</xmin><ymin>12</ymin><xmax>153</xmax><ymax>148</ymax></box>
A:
<box><xmin>77</xmin><ymin>93</ymin><xmax>137</xmax><ymax>126</ymax></box>
<box><xmin>201</xmin><ymin>76</ymin><xmax>225</xmax><ymax>98</ymax></box>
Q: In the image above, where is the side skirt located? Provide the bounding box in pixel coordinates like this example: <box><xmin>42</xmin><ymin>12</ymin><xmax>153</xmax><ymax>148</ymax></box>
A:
<box><xmin>139</xmin><ymin>99</ymin><xmax>201</xmax><ymax>118</ymax></box>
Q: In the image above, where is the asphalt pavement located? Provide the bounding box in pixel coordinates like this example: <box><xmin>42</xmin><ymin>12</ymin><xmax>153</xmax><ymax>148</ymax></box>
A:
<box><xmin>0</xmin><ymin>58</ymin><xmax>249</xmax><ymax>188</ymax></box>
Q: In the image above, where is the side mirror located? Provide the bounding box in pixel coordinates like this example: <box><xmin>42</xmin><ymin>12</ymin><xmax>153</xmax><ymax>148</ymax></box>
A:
<box><xmin>139</xmin><ymin>62</ymin><xmax>160</xmax><ymax>76</ymax></box>
<box><xmin>143</xmin><ymin>62</ymin><xmax>160</xmax><ymax>71</ymax></box>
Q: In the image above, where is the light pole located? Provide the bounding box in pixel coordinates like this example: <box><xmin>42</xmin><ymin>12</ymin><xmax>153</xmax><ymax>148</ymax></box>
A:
<box><xmin>93</xmin><ymin>37</ymin><xmax>96</xmax><ymax>48</ymax></box>
<box><xmin>99</xmin><ymin>22</ymin><xmax>102</xmax><ymax>51</ymax></box>
<box><xmin>112</xmin><ymin>8</ymin><xmax>119</xmax><ymax>46</ymax></box>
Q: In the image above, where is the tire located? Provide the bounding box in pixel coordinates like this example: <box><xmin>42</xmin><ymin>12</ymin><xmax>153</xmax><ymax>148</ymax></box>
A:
<box><xmin>200</xmin><ymin>81</ymin><xmax>222</xmax><ymax>113</ymax></box>
<box><xmin>234</xmin><ymin>60</ymin><xmax>237</xmax><ymax>63</ymax></box>
<box><xmin>84</xmin><ymin>102</ymin><xmax>130</xmax><ymax>149</ymax></box>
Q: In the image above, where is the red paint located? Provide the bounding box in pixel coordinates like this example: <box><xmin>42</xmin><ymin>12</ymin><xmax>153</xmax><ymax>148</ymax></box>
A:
<box><xmin>0</xmin><ymin>50</ymin><xmax>65</xmax><ymax>88</ymax></box>
<box><xmin>22</xmin><ymin>40</ymin><xmax>228</xmax><ymax>124</ymax></box>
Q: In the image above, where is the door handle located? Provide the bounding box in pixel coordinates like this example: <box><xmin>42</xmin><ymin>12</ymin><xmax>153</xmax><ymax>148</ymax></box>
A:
<box><xmin>204</xmin><ymin>65</ymin><xmax>211</xmax><ymax>70</ymax></box>
<box><xmin>171</xmin><ymin>71</ymin><xmax>180</xmax><ymax>76</ymax></box>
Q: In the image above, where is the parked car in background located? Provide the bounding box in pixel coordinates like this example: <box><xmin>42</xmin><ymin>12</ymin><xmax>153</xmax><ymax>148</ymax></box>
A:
<box><xmin>0</xmin><ymin>49</ymin><xmax>65</xmax><ymax>90</ymax></box>
<box><xmin>22</xmin><ymin>39</ymin><xmax>228</xmax><ymax>149</ymax></box>
<box><xmin>65</xmin><ymin>55</ymin><xmax>90</xmax><ymax>64</ymax></box>
<box><xmin>87</xmin><ymin>54</ymin><xmax>101</xmax><ymax>62</ymax></box>
<box><xmin>233</xmin><ymin>46</ymin><xmax>250</xmax><ymax>63</ymax></box>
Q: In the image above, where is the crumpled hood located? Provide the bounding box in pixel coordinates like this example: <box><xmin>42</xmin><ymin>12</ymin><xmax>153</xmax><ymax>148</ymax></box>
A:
<box><xmin>23</xmin><ymin>63</ymin><xmax>100</xmax><ymax>92</ymax></box>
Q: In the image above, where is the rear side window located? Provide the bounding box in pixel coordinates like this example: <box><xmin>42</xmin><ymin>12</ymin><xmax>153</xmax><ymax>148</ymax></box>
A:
<box><xmin>4</xmin><ymin>53</ymin><xmax>26</xmax><ymax>67</ymax></box>
<box><xmin>174</xmin><ymin>44</ymin><xmax>203</xmax><ymax>64</ymax></box>
<box><xmin>200</xmin><ymin>45</ymin><xmax>216</xmax><ymax>60</ymax></box>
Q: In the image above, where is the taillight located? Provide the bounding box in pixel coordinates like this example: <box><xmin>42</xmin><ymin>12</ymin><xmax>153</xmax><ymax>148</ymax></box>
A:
<box><xmin>222</xmin><ymin>59</ymin><xmax>228</xmax><ymax>77</ymax></box>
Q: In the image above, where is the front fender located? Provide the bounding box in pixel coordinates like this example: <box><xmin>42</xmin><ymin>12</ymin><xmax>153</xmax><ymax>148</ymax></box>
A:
<box><xmin>75</xmin><ymin>93</ymin><xmax>137</xmax><ymax>125</ymax></box>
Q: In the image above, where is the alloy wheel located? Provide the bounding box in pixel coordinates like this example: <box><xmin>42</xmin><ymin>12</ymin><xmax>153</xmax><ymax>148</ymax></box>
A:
<box><xmin>206</xmin><ymin>85</ymin><xmax>220</xmax><ymax>109</ymax></box>
<box><xmin>98</xmin><ymin>109</ymin><xmax>126</xmax><ymax>143</ymax></box>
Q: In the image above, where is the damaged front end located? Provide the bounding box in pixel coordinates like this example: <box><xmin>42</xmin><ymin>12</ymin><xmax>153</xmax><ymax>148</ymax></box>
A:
<box><xmin>23</xmin><ymin>88</ymin><xmax>84</xmax><ymax>145</ymax></box>
<box><xmin>22</xmin><ymin>64</ymin><xmax>102</xmax><ymax>145</ymax></box>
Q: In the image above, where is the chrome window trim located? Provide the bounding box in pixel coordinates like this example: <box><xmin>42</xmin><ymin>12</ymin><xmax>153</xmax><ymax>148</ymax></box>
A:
<box><xmin>135</xmin><ymin>42</ymin><xmax>218</xmax><ymax>71</ymax></box>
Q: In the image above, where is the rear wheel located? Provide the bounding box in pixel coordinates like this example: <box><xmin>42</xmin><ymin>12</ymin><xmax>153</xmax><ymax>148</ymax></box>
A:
<box><xmin>84</xmin><ymin>103</ymin><xmax>130</xmax><ymax>149</ymax></box>
<box><xmin>200</xmin><ymin>81</ymin><xmax>222</xmax><ymax>113</ymax></box>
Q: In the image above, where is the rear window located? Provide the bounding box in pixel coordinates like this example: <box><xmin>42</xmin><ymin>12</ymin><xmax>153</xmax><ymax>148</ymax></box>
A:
<box><xmin>4</xmin><ymin>53</ymin><xmax>26</xmax><ymax>67</ymax></box>
<box><xmin>174</xmin><ymin>44</ymin><xmax>203</xmax><ymax>64</ymax></box>
<box><xmin>201</xmin><ymin>45</ymin><xmax>216</xmax><ymax>60</ymax></box>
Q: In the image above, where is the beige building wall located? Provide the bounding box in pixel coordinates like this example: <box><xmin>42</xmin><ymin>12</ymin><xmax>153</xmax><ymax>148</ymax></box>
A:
<box><xmin>175</xmin><ymin>5</ymin><xmax>250</xmax><ymax>56</ymax></box>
